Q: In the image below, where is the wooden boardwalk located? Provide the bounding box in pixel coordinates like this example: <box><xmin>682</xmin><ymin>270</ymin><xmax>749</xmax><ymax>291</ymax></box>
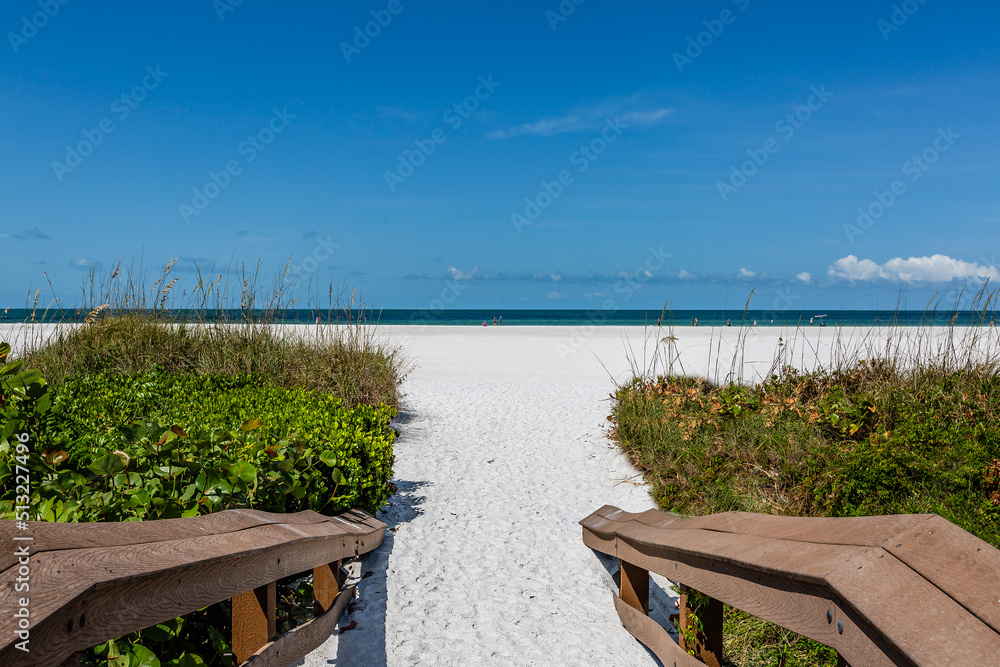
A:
<box><xmin>581</xmin><ymin>505</ymin><xmax>1000</xmax><ymax>666</ymax></box>
<box><xmin>0</xmin><ymin>508</ymin><xmax>386</xmax><ymax>666</ymax></box>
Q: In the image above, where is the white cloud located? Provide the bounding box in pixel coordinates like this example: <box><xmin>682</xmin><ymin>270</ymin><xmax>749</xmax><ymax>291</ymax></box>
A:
<box><xmin>738</xmin><ymin>268</ymin><xmax>756</xmax><ymax>279</ymax></box>
<box><xmin>447</xmin><ymin>265</ymin><xmax>480</xmax><ymax>280</ymax></box>
<box><xmin>796</xmin><ymin>272</ymin><xmax>812</xmax><ymax>284</ymax></box>
<box><xmin>677</xmin><ymin>269</ymin><xmax>693</xmax><ymax>280</ymax></box>
<box><xmin>72</xmin><ymin>258</ymin><xmax>101</xmax><ymax>268</ymax></box>
<box><xmin>828</xmin><ymin>254</ymin><xmax>1000</xmax><ymax>283</ymax></box>
<box><xmin>488</xmin><ymin>103</ymin><xmax>671</xmax><ymax>139</ymax></box>
<box><xmin>533</xmin><ymin>270</ymin><xmax>562</xmax><ymax>282</ymax></box>
<box><xmin>619</xmin><ymin>109</ymin><xmax>672</xmax><ymax>125</ymax></box>
<box><xmin>545</xmin><ymin>291</ymin><xmax>563</xmax><ymax>299</ymax></box>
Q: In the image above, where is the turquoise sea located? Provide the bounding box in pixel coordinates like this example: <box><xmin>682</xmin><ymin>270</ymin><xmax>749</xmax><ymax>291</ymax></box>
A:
<box><xmin>3</xmin><ymin>308</ymin><xmax>996</xmax><ymax>328</ymax></box>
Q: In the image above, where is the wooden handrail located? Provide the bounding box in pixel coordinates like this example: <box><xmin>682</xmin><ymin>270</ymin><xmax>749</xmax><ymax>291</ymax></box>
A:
<box><xmin>0</xmin><ymin>508</ymin><xmax>386</xmax><ymax>666</ymax></box>
<box><xmin>581</xmin><ymin>505</ymin><xmax>1000</xmax><ymax>666</ymax></box>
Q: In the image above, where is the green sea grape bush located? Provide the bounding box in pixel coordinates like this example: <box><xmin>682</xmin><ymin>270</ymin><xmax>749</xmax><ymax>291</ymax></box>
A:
<box><xmin>31</xmin><ymin>371</ymin><xmax>396</xmax><ymax>513</ymax></box>
<box><xmin>0</xmin><ymin>341</ymin><xmax>51</xmax><ymax>443</ymax></box>
<box><xmin>2</xmin><ymin>374</ymin><xmax>396</xmax><ymax>521</ymax></box>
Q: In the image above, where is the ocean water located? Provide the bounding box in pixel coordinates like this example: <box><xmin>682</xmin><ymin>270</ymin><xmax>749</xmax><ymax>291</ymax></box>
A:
<box><xmin>2</xmin><ymin>308</ymin><xmax>996</xmax><ymax>328</ymax></box>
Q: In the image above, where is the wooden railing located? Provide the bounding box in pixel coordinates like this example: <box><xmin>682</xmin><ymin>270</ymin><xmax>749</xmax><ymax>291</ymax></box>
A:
<box><xmin>580</xmin><ymin>505</ymin><xmax>1000</xmax><ymax>666</ymax></box>
<box><xmin>0</xmin><ymin>508</ymin><xmax>386</xmax><ymax>667</ymax></box>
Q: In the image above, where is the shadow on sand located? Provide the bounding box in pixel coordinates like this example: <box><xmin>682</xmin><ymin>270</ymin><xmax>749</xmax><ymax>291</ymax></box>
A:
<box><xmin>294</xmin><ymin>479</ymin><xmax>429</xmax><ymax>667</ymax></box>
<box><xmin>592</xmin><ymin>550</ymin><xmax>680</xmax><ymax>667</ymax></box>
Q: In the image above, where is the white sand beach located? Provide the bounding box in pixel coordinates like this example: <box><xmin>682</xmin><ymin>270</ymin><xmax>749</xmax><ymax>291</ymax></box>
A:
<box><xmin>6</xmin><ymin>323</ymin><xmax>998</xmax><ymax>665</ymax></box>
<box><xmin>291</xmin><ymin>323</ymin><xmax>1000</xmax><ymax>666</ymax></box>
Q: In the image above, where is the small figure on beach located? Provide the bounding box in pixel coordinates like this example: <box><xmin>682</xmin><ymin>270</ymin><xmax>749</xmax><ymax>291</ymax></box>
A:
<box><xmin>482</xmin><ymin>321</ymin><xmax>487</xmax><ymax>327</ymax></box>
<box><xmin>493</xmin><ymin>317</ymin><xmax>496</xmax><ymax>326</ymax></box>
<box><xmin>655</xmin><ymin>318</ymin><xmax>661</xmax><ymax>326</ymax></box>
<box><xmin>726</xmin><ymin>319</ymin><xmax>731</xmax><ymax>327</ymax></box>
<box><xmin>753</xmin><ymin>320</ymin><xmax>757</xmax><ymax>327</ymax></box>
<box><xmin>991</xmin><ymin>319</ymin><xmax>995</xmax><ymax>327</ymax></box>
<box><xmin>693</xmin><ymin>318</ymin><xmax>698</xmax><ymax>327</ymax></box>
<box><xmin>810</xmin><ymin>317</ymin><xmax>814</xmax><ymax>326</ymax></box>
<box><xmin>499</xmin><ymin>315</ymin><xmax>503</xmax><ymax>325</ymax></box>
<box><xmin>315</xmin><ymin>316</ymin><xmax>320</xmax><ymax>325</ymax></box>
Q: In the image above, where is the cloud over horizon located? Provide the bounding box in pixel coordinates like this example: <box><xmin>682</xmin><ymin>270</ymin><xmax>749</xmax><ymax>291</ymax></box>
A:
<box><xmin>828</xmin><ymin>255</ymin><xmax>1000</xmax><ymax>283</ymax></box>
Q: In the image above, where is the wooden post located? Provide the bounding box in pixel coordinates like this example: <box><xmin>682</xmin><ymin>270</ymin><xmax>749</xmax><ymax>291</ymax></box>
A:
<box><xmin>314</xmin><ymin>560</ymin><xmax>341</xmax><ymax>615</ymax></box>
<box><xmin>232</xmin><ymin>581</ymin><xmax>276</xmax><ymax>663</ymax></box>
<box><xmin>679</xmin><ymin>585</ymin><xmax>724</xmax><ymax>667</ymax></box>
<box><xmin>619</xmin><ymin>559</ymin><xmax>649</xmax><ymax>615</ymax></box>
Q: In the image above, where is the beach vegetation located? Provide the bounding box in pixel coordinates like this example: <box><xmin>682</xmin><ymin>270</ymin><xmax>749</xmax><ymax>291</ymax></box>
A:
<box><xmin>0</xmin><ymin>259</ymin><xmax>405</xmax><ymax>666</ymax></box>
<box><xmin>611</xmin><ymin>306</ymin><xmax>1000</xmax><ymax>666</ymax></box>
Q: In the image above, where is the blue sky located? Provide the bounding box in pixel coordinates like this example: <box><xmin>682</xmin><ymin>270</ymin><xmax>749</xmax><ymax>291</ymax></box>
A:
<box><xmin>2</xmin><ymin>0</ymin><xmax>999</xmax><ymax>311</ymax></box>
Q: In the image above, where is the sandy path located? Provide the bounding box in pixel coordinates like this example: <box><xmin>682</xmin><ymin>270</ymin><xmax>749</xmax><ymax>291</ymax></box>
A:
<box><xmin>297</xmin><ymin>327</ymin><xmax>679</xmax><ymax>666</ymax></box>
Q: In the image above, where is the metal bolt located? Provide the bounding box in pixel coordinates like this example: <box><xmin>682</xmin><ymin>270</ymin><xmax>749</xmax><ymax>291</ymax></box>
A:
<box><xmin>837</xmin><ymin>620</ymin><xmax>844</xmax><ymax>634</ymax></box>
<box><xmin>826</xmin><ymin>609</ymin><xmax>832</xmax><ymax>624</ymax></box>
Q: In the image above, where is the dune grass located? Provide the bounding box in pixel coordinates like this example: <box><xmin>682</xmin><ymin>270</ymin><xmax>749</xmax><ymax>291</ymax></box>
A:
<box><xmin>611</xmin><ymin>293</ymin><xmax>1000</xmax><ymax>666</ymax></box>
<box><xmin>12</xmin><ymin>258</ymin><xmax>407</xmax><ymax>409</ymax></box>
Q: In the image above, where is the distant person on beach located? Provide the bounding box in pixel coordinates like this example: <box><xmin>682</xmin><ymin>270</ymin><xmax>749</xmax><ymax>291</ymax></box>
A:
<box><xmin>726</xmin><ymin>319</ymin><xmax>731</xmax><ymax>327</ymax></box>
<box><xmin>499</xmin><ymin>315</ymin><xmax>503</xmax><ymax>325</ymax></box>
<box><xmin>482</xmin><ymin>321</ymin><xmax>487</xmax><ymax>327</ymax></box>
<box><xmin>693</xmin><ymin>318</ymin><xmax>698</xmax><ymax>327</ymax></box>
<box><xmin>493</xmin><ymin>317</ymin><xmax>496</xmax><ymax>326</ymax></box>
<box><xmin>753</xmin><ymin>320</ymin><xmax>757</xmax><ymax>327</ymax></box>
<box><xmin>655</xmin><ymin>318</ymin><xmax>661</xmax><ymax>326</ymax></box>
<box><xmin>810</xmin><ymin>317</ymin><xmax>814</xmax><ymax>326</ymax></box>
<box><xmin>315</xmin><ymin>316</ymin><xmax>320</xmax><ymax>325</ymax></box>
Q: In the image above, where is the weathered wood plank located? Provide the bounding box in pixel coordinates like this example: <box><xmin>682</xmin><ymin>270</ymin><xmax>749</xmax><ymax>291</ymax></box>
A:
<box><xmin>826</xmin><ymin>548</ymin><xmax>1000</xmax><ymax>664</ymax></box>
<box><xmin>613</xmin><ymin>538</ymin><xmax>897</xmax><ymax>665</ymax></box>
<box><xmin>0</xmin><ymin>511</ymin><xmax>386</xmax><ymax>666</ymax></box>
<box><xmin>0</xmin><ymin>510</ymin><xmax>337</xmax><ymax>574</ymax></box>
<box><xmin>233</xmin><ymin>581</ymin><xmax>276</xmax><ymax>664</ymax></box>
<box><xmin>618</xmin><ymin>559</ymin><xmax>648</xmax><ymax>615</ymax></box>
<box><xmin>583</xmin><ymin>506</ymin><xmax>1000</xmax><ymax>666</ymax></box>
<box><xmin>240</xmin><ymin>586</ymin><xmax>356</xmax><ymax>667</ymax></box>
<box><xmin>580</xmin><ymin>506</ymin><xmax>935</xmax><ymax>548</ymax></box>
<box><xmin>678</xmin><ymin>586</ymin><xmax>723</xmax><ymax>667</ymax></box>
<box><xmin>313</xmin><ymin>561</ymin><xmax>341</xmax><ymax>615</ymax></box>
<box><xmin>612</xmin><ymin>593</ymin><xmax>704</xmax><ymax>667</ymax></box>
<box><xmin>883</xmin><ymin>515</ymin><xmax>1000</xmax><ymax>635</ymax></box>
